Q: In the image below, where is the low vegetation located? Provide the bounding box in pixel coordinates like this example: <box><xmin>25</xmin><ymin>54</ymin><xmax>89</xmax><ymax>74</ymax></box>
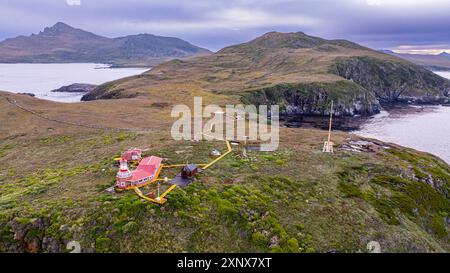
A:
<box><xmin>0</xmin><ymin>115</ymin><xmax>448</xmax><ymax>252</ymax></box>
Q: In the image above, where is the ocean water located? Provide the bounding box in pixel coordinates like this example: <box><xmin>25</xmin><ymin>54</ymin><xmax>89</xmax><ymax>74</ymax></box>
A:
<box><xmin>0</xmin><ymin>63</ymin><xmax>149</xmax><ymax>102</ymax></box>
<box><xmin>354</xmin><ymin>71</ymin><xmax>450</xmax><ymax>164</ymax></box>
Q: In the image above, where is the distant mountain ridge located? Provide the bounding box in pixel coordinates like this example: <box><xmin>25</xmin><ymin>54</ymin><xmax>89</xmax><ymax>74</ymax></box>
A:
<box><xmin>0</xmin><ymin>22</ymin><xmax>211</xmax><ymax>66</ymax></box>
<box><xmin>380</xmin><ymin>49</ymin><xmax>450</xmax><ymax>71</ymax></box>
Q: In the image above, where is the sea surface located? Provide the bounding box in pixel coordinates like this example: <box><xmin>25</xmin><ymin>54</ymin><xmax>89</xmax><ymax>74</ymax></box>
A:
<box><xmin>0</xmin><ymin>63</ymin><xmax>149</xmax><ymax>102</ymax></box>
<box><xmin>354</xmin><ymin>71</ymin><xmax>450</xmax><ymax>164</ymax></box>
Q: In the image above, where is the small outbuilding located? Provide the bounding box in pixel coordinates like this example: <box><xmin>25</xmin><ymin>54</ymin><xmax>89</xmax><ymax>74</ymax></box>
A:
<box><xmin>170</xmin><ymin>164</ymin><xmax>203</xmax><ymax>187</ymax></box>
<box><xmin>121</xmin><ymin>149</ymin><xmax>142</xmax><ymax>162</ymax></box>
<box><xmin>181</xmin><ymin>164</ymin><xmax>202</xmax><ymax>179</ymax></box>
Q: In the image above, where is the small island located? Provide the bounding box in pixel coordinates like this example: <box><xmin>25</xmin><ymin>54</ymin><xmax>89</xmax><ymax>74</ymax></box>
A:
<box><xmin>51</xmin><ymin>83</ymin><xmax>97</xmax><ymax>93</ymax></box>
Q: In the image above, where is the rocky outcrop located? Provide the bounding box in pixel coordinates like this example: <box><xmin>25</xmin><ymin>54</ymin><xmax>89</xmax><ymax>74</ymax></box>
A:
<box><xmin>333</xmin><ymin>56</ymin><xmax>450</xmax><ymax>105</ymax></box>
<box><xmin>0</xmin><ymin>217</ymin><xmax>63</xmax><ymax>253</ymax></box>
<box><xmin>18</xmin><ymin>92</ymin><xmax>35</xmax><ymax>97</ymax></box>
<box><xmin>52</xmin><ymin>83</ymin><xmax>97</xmax><ymax>93</ymax></box>
<box><xmin>241</xmin><ymin>81</ymin><xmax>381</xmax><ymax>117</ymax></box>
<box><xmin>244</xmin><ymin>57</ymin><xmax>450</xmax><ymax>118</ymax></box>
<box><xmin>81</xmin><ymin>81</ymin><xmax>137</xmax><ymax>101</ymax></box>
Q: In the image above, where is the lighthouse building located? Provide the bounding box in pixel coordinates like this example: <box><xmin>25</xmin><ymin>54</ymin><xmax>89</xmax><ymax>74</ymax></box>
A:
<box><xmin>115</xmin><ymin>156</ymin><xmax>163</xmax><ymax>190</ymax></box>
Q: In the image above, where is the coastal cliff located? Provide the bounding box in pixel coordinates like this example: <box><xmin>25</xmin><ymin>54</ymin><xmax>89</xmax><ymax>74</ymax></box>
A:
<box><xmin>241</xmin><ymin>81</ymin><xmax>381</xmax><ymax>117</ymax></box>
<box><xmin>333</xmin><ymin>56</ymin><xmax>450</xmax><ymax>105</ymax></box>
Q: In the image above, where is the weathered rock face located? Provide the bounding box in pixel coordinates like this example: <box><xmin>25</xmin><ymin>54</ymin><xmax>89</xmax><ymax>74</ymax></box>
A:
<box><xmin>244</xmin><ymin>57</ymin><xmax>450</xmax><ymax>118</ymax></box>
<box><xmin>241</xmin><ymin>81</ymin><xmax>381</xmax><ymax>117</ymax></box>
<box><xmin>333</xmin><ymin>56</ymin><xmax>450</xmax><ymax>104</ymax></box>
<box><xmin>1</xmin><ymin>217</ymin><xmax>63</xmax><ymax>253</ymax></box>
<box><xmin>52</xmin><ymin>83</ymin><xmax>97</xmax><ymax>93</ymax></box>
<box><xmin>81</xmin><ymin>82</ymin><xmax>135</xmax><ymax>101</ymax></box>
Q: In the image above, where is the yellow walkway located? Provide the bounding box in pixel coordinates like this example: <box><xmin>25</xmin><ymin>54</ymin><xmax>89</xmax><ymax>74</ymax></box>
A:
<box><xmin>132</xmin><ymin>140</ymin><xmax>233</xmax><ymax>205</ymax></box>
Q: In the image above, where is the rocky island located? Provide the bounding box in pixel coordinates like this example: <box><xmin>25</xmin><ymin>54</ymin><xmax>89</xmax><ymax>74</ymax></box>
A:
<box><xmin>52</xmin><ymin>83</ymin><xmax>97</xmax><ymax>93</ymax></box>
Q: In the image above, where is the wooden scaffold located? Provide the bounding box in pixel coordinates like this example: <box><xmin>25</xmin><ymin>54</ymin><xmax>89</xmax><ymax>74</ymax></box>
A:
<box><xmin>322</xmin><ymin>101</ymin><xmax>334</xmax><ymax>153</ymax></box>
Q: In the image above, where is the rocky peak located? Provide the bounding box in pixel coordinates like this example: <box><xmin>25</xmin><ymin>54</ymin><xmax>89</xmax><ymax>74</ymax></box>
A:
<box><xmin>229</xmin><ymin>31</ymin><xmax>363</xmax><ymax>52</ymax></box>
<box><xmin>41</xmin><ymin>22</ymin><xmax>75</xmax><ymax>35</ymax></box>
<box><xmin>248</xmin><ymin>31</ymin><xmax>325</xmax><ymax>49</ymax></box>
<box><xmin>38</xmin><ymin>22</ymin><xmax>102</xmax><ymax>40</ymax></box>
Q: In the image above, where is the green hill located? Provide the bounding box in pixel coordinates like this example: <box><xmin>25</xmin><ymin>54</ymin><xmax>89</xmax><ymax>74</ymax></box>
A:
<box><xmin>83</xmin><ymin>31</ymin><xmax>450</xmax><ymax>115</ymax></box>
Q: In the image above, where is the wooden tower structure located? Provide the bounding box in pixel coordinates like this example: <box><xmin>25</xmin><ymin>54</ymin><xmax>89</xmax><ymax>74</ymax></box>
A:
<box><xmin>322</xmin><ymin>101</ymin><xmax>334</xmax><ymax>153</ymax></box>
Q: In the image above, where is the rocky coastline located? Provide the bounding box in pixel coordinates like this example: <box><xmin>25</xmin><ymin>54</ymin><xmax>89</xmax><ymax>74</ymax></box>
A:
<box><xmin>280</xmin><ymin>103</ymin><xmax>447</xmax><ymax>131</ymax></box>
<box><xmin>51</xmin><ymin>83</ymin><xmax>97</xmax><ymax>93</ymax></box>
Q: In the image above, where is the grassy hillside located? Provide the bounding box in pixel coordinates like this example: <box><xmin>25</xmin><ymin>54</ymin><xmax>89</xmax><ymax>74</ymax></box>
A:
<box><xmin>83</xmin><ymin>31</ymin><xmax>450</xmax><ymax>114</ymax></box>
<box><xmin>0</xmin><ymin>92</ymin><xmax>448</xmax><ymax>253</ymax></box>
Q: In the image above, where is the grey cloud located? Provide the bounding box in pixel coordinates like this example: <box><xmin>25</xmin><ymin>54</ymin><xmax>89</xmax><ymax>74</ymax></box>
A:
<box><xmin>0</xmin><ymin>0</ymin><xmax>449</xmax><ymax>52</ymax></box>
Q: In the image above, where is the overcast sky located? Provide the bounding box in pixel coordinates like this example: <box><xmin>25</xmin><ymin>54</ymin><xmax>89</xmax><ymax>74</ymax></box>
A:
<box><xmin>1</xmin><ymin>0</ymin><xmax>450</xmax><ymax>53</ymax></box>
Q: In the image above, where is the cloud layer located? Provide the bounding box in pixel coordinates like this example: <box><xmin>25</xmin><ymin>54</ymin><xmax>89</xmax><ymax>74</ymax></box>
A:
<box><xmin>1</xmin><ymin>0</ymin><xmax>449</xmax><ymax>52</ymax></box>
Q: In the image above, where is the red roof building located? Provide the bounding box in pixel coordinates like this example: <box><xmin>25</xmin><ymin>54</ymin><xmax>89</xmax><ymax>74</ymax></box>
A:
<box><xmin>115</xmin><ymin>156</ymin><xmax>162</xmax><ymax>190</ymax></box>
<box><xmin>121</xmin><ymin>149</ymin><xmax>142</xmax><ymax>162</ymax></box>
